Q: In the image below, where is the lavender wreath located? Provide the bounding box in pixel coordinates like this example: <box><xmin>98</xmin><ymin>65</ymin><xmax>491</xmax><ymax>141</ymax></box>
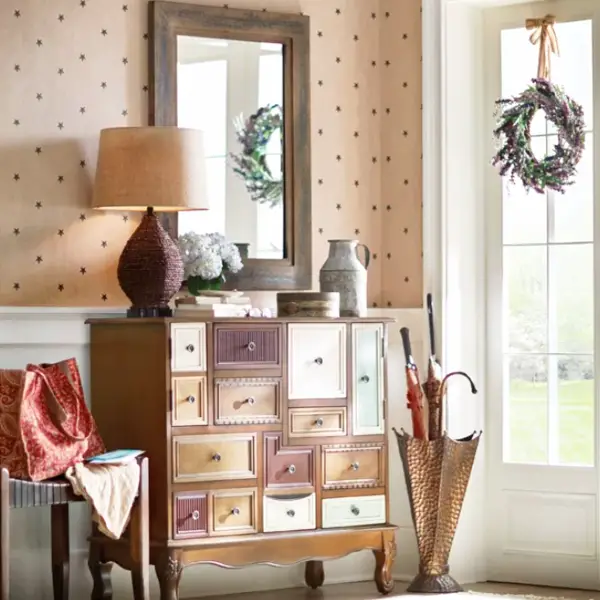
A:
<box><xmin>492</xmin><ymin>78</ymin><xmax>585</xmax><ymax>193</ymax></box>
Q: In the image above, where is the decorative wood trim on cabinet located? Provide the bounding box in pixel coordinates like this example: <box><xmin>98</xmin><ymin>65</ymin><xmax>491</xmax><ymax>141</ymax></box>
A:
<box><xmin>172</xmin><ymin>376</ymin><xmax>208</xmax><ymax>426</ymax></box>
<box><xmin>351</xmin><ymin>323</ymin><xmax>385</xmax><ymax>435</ymax></box>
<box><xmin>214</xmin><ymin>377</ymin><xmax>282</xmax><ymax>425</ymax></box>
<box><xmin>172</xmin><ymin>433</ymin><xmax>257</xmax><ymax>483</ymax></box>
<box><xmin>287</xmin><ymin>323</ymin><xmax>347</xmax><ymax>399</ymax></box>
<box><xmin>321</xmin><ymin>443</ymin><xmax>385</xmax><ymax>490</ymax></box>
<box><xmin>264</xmin><ymin>433</ymin><xmax>314</xmax><ymax>489</ymax></box>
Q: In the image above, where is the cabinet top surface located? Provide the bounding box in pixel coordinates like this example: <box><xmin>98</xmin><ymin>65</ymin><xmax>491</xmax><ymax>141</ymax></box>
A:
<box><xmin>86</xmin><ymin>316</ymin><xmax>395</xmax><ymax>326</ymax></box>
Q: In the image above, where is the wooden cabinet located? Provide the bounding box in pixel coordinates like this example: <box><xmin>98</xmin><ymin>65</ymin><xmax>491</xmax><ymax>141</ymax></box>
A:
<box><xmin>87</xmin><ymin>317</ymin><xmax>396</xmax><ymax>600</ymax></box>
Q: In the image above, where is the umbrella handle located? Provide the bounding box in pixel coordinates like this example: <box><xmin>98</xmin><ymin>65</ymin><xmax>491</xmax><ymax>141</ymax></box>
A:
<box><xmin>438</xmin><ymin>371</ymin><xmax>478</xmax><ymax>436</ymax></box>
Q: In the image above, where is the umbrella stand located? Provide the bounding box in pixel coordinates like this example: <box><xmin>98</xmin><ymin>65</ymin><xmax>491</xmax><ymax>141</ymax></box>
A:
<box><xmin>393</xmin><ymin>428</ymin><xmax>481</xmax><ymax>593</ymax></box>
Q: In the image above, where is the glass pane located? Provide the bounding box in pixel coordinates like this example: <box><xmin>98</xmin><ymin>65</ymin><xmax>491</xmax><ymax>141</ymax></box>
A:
<box><xmin>550</xmin><ymin>20</ymin><xmax>593</xmax><ymax>131</ymax></box>
<box><xmin>550</xmin><ymin>244</ymin><xmax>593</xmax><ymax>354</ymax></box>
<box><xmin>557</xmin><ymin>355</ymin><xmax>594</xmax><ymax>466</ymax></box>
<box><xmin>549</xmin><ymin>133</ymin><xmax>594</xmax><ymax>243</ymax></box>
<box><xmin>179</xmin><ymin>157</ymin><xmax>226</xmax><ymax>235</ymax></box>
<box><xmin>503</xmin><ymin>137</ymin><xmax>547</xmax><ymax>245</ymax></box>
<box><xmin>505</xmin><ymin>354</ymin><xmax>548</xmax><ymax>463</ymax></box>
<box><xmin>500</xmin><ymin>28</ymin><xmax>546</xmax><ymax>135</ymax></box>
<box><xmin>177</xmin><ymin>59</ymin><xmax>227</xmax><ymax>156</ymax></box>
<box><xmin>504</xmin><ymin>246</ymin><xmax>548</xmax><ymax>352</ymax></box>
<box><xmin>259</xmin><ymin>52</ymin><xmax>283</xmax><ymax>108</ymax></box>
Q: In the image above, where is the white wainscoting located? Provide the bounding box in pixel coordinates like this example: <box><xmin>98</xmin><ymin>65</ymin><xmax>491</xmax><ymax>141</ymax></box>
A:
<box><xmin>0</xmin><ymin>306</ymin><xmax>423</xmax><ymax>599</ymax></box>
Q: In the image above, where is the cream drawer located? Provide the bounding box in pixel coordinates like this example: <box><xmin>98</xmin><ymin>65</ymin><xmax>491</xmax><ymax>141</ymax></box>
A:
<box><xmin>263</xmin><ymin>493</ymin><xmax>316</xmax><ymax>533</ymax></box>
<box><xmin>322</xmin><ymin>495</ymin><xmax>386</xmax><ymax>529</ymax></box>
<box><xmin>288</xmin><ymin>323</ymin><xmax>346</xmax><ymax>399</ymax></box>
<box><xmin>171</xmin><ymin>323</ymin><xmax>207</xmax><ymax>372</ymax></box>
<box><xmin>288</xmin><ymin>407</ymin><xmax>347</xmax><ymax>438</ymax></box>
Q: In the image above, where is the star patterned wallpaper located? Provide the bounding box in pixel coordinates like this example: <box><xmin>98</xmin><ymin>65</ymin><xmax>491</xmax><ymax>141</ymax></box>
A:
<box><xmin>0</xmin><ymin>0</ymin><xmax>422</xmax><ymax>308</ymax></box>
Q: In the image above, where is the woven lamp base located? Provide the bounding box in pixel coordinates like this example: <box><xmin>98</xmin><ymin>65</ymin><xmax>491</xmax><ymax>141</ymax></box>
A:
<box><xmin>117</xmin><ymin>207</ymin><xmax>183</xmax><ymax>318</ymax></box>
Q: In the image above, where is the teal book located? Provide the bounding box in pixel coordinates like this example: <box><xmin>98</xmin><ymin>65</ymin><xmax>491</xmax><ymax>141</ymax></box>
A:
<box><xmin>86</xmin><ymin>449</ymin><xmax>143</xmax><ymax>465</ymax></box>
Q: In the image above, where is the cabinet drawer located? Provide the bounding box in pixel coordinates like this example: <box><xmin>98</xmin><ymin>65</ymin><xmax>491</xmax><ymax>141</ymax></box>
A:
<box><xmin>264</xmin><ymin>433</ymin><xmax>314</xmax><ymax>489</ymax></box>
<box><xmin>212</xmin><ymin>488</ymin><xmax>257</xmax><ymax>536</ymax></box>
<box><xmin>173</xmin><ymin>492</ymin><xmax>208</xmax><ymax>539</ymax></box>
<box><xmin>288</xmin><ymin>407</ymin><xmax>347</xmax><ymax>438</ymax></box>
<box><xmin>288</xmin><ymin>323</ymin><xmax>346</xmax><ymax>399</ymax></box>
<box><xmin>172</xmin><ymin>376</ymin><xmax>207</xmax><ymax>426</ymax></box>
<box><xmin>322</xmin><ymin>444</ymin><xmax>384</xmax><ymax>489</ymax></box>
<box><xmin>352</xmin><ymin>323</ymin><xmax>385</xmax><ymax>435</ymax></box>
<box><xmin>214</xmin><ymin>377</ymin><xmax>281</xmax><ymax>425</ymax></box>
<box><xmin>322</xmin><ymin>495</ymin><xmax>386</xmax><ymax>529</ymax></box>
<box><xmin>263</xmin><ymin>493</ymin><xmax>316</xmax><ymax>533</ymax></box>
<box><xmin>214</xmin><ymin>325</ymin><xmax>281</xmax><ymax>369</ymax></box>
<box><xmin>171</xmin><ymin>323</ymin><xmax>207</xmax><ymax>373</ymax></box>
<box><xmin>172</xmin><ymin>434</ymin><xmax>257</xmax><ymax>483</ymax></box>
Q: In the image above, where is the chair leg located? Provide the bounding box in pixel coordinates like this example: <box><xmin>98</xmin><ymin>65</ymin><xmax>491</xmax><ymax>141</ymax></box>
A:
<box><xmin>129</xmin><ymin>458</ymin><xmax>150</xmax><ymax>600</ymax></box>
<box><xmin>51</xmin><ymin>503</ymin><xmax>70</xmax><ymax>600</ymax></box>
<box><xmin>0</xmin><ymin>469</ymin><xmax>9</xmax><ymax>600</ymax></box>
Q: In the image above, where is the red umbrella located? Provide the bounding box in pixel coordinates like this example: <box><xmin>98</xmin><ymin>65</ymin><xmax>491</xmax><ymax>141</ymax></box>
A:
<box><xmin>400</xmin><ymin>327</ymin><xmax>427</xmax><ymax>440</ymax></box>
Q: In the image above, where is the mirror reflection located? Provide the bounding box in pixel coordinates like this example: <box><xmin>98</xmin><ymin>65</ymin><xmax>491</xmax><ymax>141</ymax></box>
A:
<box><xmin>177</xmin><ymin>35</ymin><xmax>285</xmax><ymax>260</ymax></box>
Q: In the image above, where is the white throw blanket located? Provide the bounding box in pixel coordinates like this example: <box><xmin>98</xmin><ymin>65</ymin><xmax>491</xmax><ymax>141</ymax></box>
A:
<box><xmin>65</xmin><ymin>461</ymin><xmax>140</xmax><ymax>540</ymax></box>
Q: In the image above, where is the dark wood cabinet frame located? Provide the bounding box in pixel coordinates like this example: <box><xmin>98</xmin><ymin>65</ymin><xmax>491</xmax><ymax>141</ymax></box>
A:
<box><xmin>149</xmin><ymin>1</ymin><xmax>312</xmax><ymax>291</ymax></box>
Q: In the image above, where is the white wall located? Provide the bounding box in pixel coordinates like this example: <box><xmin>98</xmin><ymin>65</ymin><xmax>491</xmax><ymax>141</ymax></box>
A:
<box><xmin>0</xmin><ymin>306</ymin><xmax>424</xmax><ymax>599</ymax></box>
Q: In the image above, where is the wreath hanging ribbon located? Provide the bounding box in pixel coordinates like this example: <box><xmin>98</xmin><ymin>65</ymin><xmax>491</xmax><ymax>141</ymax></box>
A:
<box><xmin>492</xmin><ymin>14</ymin><xmax>585</xmax><ymax>194</ymax></box>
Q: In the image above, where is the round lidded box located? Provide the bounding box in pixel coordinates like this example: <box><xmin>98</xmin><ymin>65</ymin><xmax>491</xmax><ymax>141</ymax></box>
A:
<box><xmin>276</xmin><ymin>292</ymin><xmax>340</xmax><ymax>318</ymax></box>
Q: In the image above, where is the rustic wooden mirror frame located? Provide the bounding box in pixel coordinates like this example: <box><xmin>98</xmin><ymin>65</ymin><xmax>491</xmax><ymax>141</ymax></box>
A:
<box><xmin>148</xmin><ymin>1</ymin><xmax>312</xmax><ymax>291</ymax></box>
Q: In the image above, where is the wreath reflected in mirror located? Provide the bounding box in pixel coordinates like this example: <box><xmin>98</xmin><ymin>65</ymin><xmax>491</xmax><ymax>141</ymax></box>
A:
<box><xmin>229</xmin><ymin>104</ymin><xmax>283</xmax><ymax>207</ymax></box>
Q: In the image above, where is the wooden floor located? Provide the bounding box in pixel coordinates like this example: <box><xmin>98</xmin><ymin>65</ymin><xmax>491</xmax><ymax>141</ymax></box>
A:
<box><xmin>197</xmin><ymin>581</ymin><xmax>600</xmax><ymax>600</ymax></box>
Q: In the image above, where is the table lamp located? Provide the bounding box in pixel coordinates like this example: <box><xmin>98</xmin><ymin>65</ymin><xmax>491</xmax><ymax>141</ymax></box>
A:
<box><xmin>93</xmin><ymin>126</ymin><xmax>209</xmax><ymax>317</ymax></box>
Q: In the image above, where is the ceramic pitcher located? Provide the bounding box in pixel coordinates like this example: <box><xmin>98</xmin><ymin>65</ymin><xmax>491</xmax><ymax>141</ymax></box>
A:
<box><xmin>319</xmin><ymin>240</ymin><xmax>371</xmax><ymax>317</ymax></box>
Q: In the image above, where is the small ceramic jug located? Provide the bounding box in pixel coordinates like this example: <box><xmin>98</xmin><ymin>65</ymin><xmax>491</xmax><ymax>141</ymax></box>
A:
<box><xmin>319</xmin><ymin>240</ymin><xmax>371</xmax><ymax>317</ymax></box>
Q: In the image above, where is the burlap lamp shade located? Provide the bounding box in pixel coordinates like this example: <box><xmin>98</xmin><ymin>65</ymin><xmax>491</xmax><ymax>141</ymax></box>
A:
<box><xmin>93</xmin><ymin>126</ymin><xmax>209</xmax><ymax>317</ymax></box>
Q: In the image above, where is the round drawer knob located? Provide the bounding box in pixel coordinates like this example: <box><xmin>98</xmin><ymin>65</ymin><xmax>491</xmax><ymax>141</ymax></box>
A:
<box><xmin>212</xmin><ymin>453</ymin><xmax>222</xmax><ymax>462</ymax></box>
<box><xmin>186</xmin><ymin>344</ymin><xmax>195</xmax><ymax>353</ymax></box>
<box><xmin>187</xmin><ymin>395</ymin><xmax>196</xmax><ymax>404</ymax></box>
<box><xmin>287</xmin><ymin>509</ymin><xmax>296</xmax><ymax>518</ymax></box>
<box><xmin>245</xmin><ymin>396</ymin><xmax>256</xmax><ymax>405</ymax></box>
<box><xmin>350</xmin><ymin>505</ymin><xmax>360</xmax><ymax>516</ymax></box>
<box><xmin>360</xmin><ymin>375</ymin><xmax>370</xmax><ymax>383</ymax></box>
<box><xmin>287</xmin><ymin>464</ymin><xmax>296</xmax><ymax>474</ymax></box>
<box><xmin>315</xmin><ymin>418</ymin><xmax>324</xmax><ymax>427</ymax></box>
<box><xmin>191</xmin><ymin>510</ymin><xmax>200</xmax><ymax>521</ymax></box>
<box><xmin>231</xmin><ymin>507</ymin><xmax>240</xmax><ymax>516</ymax></box>
<box><xmin>314</xmin><ymin>357</ymin><xmax>323</xmax><ymax>365</ymax></box>
<box><xmin>247</xmin><ymin>341</ymin><xmax>256</xmax><ymax>352</ymax></box>
<box><xmin>350</xmin><ymin>461</ymin><xmax>360</xmax><ymax>471</ymax></box>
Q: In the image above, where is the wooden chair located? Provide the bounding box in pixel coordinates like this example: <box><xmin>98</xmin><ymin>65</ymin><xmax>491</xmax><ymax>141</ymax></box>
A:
<box><xmin>0</xmin><ymin>456</ymin><xmax>150</xmax><ymax>600</ymax></box>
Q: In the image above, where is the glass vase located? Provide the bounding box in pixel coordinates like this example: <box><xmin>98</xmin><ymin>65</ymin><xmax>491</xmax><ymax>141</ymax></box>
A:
<box><xmin>187</xmin><ymin>275</ymin><xmax>223</xmax><ymax>296</ymax></box>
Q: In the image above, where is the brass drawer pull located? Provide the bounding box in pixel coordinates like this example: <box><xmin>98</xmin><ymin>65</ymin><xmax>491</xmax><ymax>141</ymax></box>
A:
<box><xmin>314</xmin><ymin>418</ymin><xmax>324</xmax><ymax>427</ymax></box>
<box><xmin>245</xmin><ymin>396</ymin><xmax>256</xmax><ymax>405</ymax></box>
<box><xmin>247</xmin><ymin>341</ymin><xmax>256</xmax><ymax>352</ymax></box>
<box><xmin>350</xmin><ymin>461</ymin><xmax>360</xmax><ymax>471</ymax></box>
<box><xmin>360</xmin><ymin>375</ymin><xmax>370</xmax><ymax>383</ymax></box>
<box><xmin>191</xmin><ymin>510</ymin><xmax>200</xmax><ymax>521</ymax></box>
<box><xmin>231</xmin><ymin>507</ymin><xmax>240</xmax><ymax>516</ymax></box>
<box><xmin>187</xmin><ymin>395</ymin><xmax>196</xmax><ymax>404</ymax></box>
<box><xmin>287</xmin><ymin>464</ymin><xmax>296</xmax><ymax>474</ymax></box>
<box><xmin>350</xmin><ymin>505</ymin><xmax>360</xmax><ymax>516</ymax></box>
<box><xmin>212</xmin><ymin>453</ymin><xmax>222</xmax><ymax>462</ymax></box>
<box><xmin>287</xmin><ymin>509</ymin><xmax>296</xmax><ymax>518</ymax></box>
<box><xmin>314</xmin><ymin>357</ymin><xmax>323</xmax><ymax>365</ymax></box>
<box><xmin>186</xmin><ymin>344</ymin><xmax>195</xmax><ymax>353</ymax></box>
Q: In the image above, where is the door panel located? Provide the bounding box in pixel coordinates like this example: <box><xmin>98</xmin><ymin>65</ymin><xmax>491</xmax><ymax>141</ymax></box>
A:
<box><xmin>485</xmin><ymin>0</ymin><xmax>599</xmax><ymax>588</ymax></box>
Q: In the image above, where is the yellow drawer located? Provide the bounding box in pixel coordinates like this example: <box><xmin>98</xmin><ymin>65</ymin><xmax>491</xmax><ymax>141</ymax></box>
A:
<box><xmin>211</xmin><ymin>488</ymin><xmax>258</xmax><ymax>535</ymax></box>
<box><xmin>288</xmin><ymin>407</ymin><xmax>347</xmax><ymax>438</ymax></box>
<box><xmin>172</xmin><ymin>376</ymin><xmax>207</xmax><ymax>426</ymax></box>
<box><xmin>322</xmin><ymin>444</ymin><xmax>384</xmax><ymax>489</ymax></box>
<box><xmin>214</xmin><ymin>377</ymin><xmax>281</xmax><ymax>425</ymax></box>
<box><xmin>172</xmin><ymin>434</ymin><xmax>257</xmax><ymax>483</ymax></box>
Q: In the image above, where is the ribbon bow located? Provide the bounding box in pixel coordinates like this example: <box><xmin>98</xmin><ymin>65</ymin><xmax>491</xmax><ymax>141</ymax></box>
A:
<box><xmin>526</xmin><ymin>15</ymin><xmax>559</xmax><ymax>80</ymax></box>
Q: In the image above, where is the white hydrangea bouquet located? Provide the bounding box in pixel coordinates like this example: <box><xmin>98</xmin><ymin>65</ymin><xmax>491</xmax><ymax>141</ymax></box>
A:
<box><xmin>178</xmin><ymin>232</ymin><xmax>243</xmax><ymax>295</ymax></box>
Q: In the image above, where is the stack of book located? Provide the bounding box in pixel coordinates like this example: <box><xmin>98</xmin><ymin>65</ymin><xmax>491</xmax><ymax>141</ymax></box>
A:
<box><xmin>174</xmin><ymin>295</ymin><xmax>252</xmax><ymax>317</ymax></box>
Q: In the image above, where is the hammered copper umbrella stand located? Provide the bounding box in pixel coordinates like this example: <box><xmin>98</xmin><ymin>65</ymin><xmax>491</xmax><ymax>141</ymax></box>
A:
<box><xmin>395</xmin><ymin>295</ymin><xmax>481</xmax><ymax>594</ymax></box>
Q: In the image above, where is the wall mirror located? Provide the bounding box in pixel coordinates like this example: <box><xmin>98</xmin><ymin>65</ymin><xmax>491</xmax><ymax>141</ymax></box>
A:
<box><xmin>149</xmin><ymin>1</ymin><xmax>312</xmax><ymax>290</ymax></box>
